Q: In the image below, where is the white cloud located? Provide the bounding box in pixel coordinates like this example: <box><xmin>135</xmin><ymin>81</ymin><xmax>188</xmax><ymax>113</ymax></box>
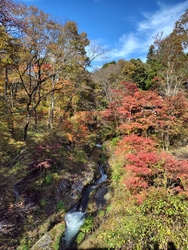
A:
<box><xmin>108</xmin><ymin>33</ymin><xmax>141</xmax><ymax>59</ymax></box>
<box><xmin>95</xmin><ymin>0</ymin><xmax>188</xmax><ymax>64</ymax></box>
<box><xmin>139</xmin><ymin>0</ymin><xmax>188</xmax><ymax>36</ymax></box>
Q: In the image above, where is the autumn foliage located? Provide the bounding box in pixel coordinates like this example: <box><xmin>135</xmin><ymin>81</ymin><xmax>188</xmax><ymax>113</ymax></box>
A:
<box><xmin>105</xmin><ymin>81</ymin><xmax>188</xmax><ymax>204</ymax></box>
<box><xmin>114</xmin><ymin>133</ymin><xmax>188</xmax><ymax>204</ymax></box>
<box><xmin>1</xmin><ymin>1</ymin><xmax>188</xmax><ymax>249</ymax></box>
<box><xmin>102</xmin><ymin>81</ymin><xmax>188</xmax><ymax>149</ymax></box>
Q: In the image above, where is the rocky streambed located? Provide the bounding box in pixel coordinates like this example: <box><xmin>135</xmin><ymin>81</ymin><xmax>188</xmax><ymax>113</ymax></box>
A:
<box><xmin>30</xmin><ymin>144</ymin><xmax>110</xmax><ymax>250</ymax></box>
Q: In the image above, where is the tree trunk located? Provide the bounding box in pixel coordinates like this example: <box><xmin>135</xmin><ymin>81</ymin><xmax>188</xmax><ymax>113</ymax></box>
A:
<box><xmin>24</xmin><ymin>106</ymin><xmax>31</xmax><ymax>141</ymax></box>
<box><xmin>24</xmin><ymin>120</ymin><xmax>29</xmax><ymax>141</ymax></box>
<box><xmin>47</xmin><ymin>76</ymin><xmax>55</xmax><ymax>129</ymax></box>
<box><xmin>59</xmin><ymin>95</ymin><xmax>73</xmax><ymax>124</ymax></box>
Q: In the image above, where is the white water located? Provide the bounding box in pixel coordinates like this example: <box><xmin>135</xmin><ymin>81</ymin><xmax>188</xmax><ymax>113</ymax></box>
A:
<box><xmin>98</xmin><ymin>165</ymin><xmax>107</xmax><ymax>183</ymax></box>
<box><xmin>62</xmin><ymin>161</ymin><xmax>107</xmax><ymax>248</ymax></box>
<box><xmin>93</xmin><ymin>165</ymin><xmax>107</xmax><ymax>186</ymax></box>
<box><xmin>63</xmin><ymin>212</ymin><xmax>85</xmax><ymax>247</ymax></box>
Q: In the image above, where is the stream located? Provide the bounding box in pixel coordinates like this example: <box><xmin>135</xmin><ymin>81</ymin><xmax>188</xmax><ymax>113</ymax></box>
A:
<box><xmin>60</xmin><ymin>145</ymin><xmax>107</xmax><ymax>250</ymax></box>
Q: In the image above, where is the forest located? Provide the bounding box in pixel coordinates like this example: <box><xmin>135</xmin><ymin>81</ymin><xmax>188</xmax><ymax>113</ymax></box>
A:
<box><xmin>0</xmin><ymin>0</ymin><xmax>188</xmax><ymax>249</ymax></box>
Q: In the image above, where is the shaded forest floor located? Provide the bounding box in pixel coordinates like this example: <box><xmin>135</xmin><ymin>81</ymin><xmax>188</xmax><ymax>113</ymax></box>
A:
<box><xmin>0</xmin><ymin>131</ymin><xmax>101</xmax><ymax>249</ymax></box>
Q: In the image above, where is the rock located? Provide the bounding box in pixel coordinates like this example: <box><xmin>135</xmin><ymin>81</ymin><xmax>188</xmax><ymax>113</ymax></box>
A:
<box><xmin>89</xmin><ymin>147</ymin><xmax>102</xmax><ymax>163</ymax></box>
<box><xmin>31</xmin><ymin>221</ymin><xmax>65</xmax><ymax>250</ymax></box>
<box><xmin>104</xmin><ymin>192</ymin><xmax>111</xmax><ymax>201</ymax></box>
<box><xmin>94</xmin><ymin>186</ymin><xmax>107</xmax><ymax>210</ymax></box>
<box><xmin>31</xmin><ymin>233</ymin><xmax>53</xmax><ymax>250</ymax></box>
<box><xmin>71</xmin><ymin>179</ymin><xmax>83</xmax><ymax>193</ymax></box>
<box><xmin>84</xmin><ymin>171</ymin><xmax>95</xmax><ymax>185</ymax></box>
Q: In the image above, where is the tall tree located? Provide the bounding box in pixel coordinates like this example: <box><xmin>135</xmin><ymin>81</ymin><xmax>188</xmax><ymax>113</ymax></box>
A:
<box><xmin>5</xmin><ymin>4</ymin><xmax>91</xmax><ymax>139</ymax></box>
<box><xmin>12</xmin><ymin>5</ymin><xmax>63</xmax><ymax>140</ymax></box>
<box><xmin>0</xmin><ymin>0</ymin><xmax>24</xmax><ymax>135</ymax></box>
<box><xmin>174</xmin><ymin>9</ymin><xmax>188</xmax><ymax>50</ymax></box>
<box><xmin>147</xmin><ymin>30</ymin><xmax>188</xmax><ymax>96</ymax></box>
<box><xmin>52</xmin><ymin>21</ymin><xmax>92</xmax><ymax>123</ymax></box>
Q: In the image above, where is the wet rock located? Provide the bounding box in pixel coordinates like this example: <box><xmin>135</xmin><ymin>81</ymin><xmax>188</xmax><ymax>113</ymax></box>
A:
<box><xmin>89</xmin><ymin>147</ymin><xmax>102</xmax><ymax>163</ymax></box>
<box><xmin>94</xmin><ymin>186</ymin><xmax>108</xmax><ymax>210</ymax></box>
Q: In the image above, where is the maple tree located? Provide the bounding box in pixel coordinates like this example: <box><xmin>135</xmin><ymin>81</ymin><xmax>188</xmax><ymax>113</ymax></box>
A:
<box><xmin>124</xmin><ymin>150</ymin><xmax>188</xmax><ymax>195</ymax></box>
<box><xmin>114</xmin><ymin>133</ymin><xmax>188</xmax><ymax>208</ymax></box>
<box><xmin>102</xmin><ymin>81</ymin><xmax>188</xmax><ymax>149</ymax></box>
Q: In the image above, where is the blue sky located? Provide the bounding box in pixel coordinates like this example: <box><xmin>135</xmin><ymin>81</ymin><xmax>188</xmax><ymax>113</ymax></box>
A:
<box><xmin>20</xmin><ymin>0</ymin><xmax>188</xmax><ymax>69</ymax></box>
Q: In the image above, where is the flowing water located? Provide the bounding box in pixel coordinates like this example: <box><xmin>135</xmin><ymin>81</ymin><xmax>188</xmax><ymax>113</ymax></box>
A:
<box><xmin>95</xmin><ymin>164</ymin><xmax>107</xmax><ymax>185</ymax></box>
<box><xmin>60</xmin><ymin>145</ymin><xmax>107</xmax><ymax>249</ymax></box>
<box><xmin>62</xmin><ymin>212</ymin><xmax>86</xmax><ymax>248</ymax></box>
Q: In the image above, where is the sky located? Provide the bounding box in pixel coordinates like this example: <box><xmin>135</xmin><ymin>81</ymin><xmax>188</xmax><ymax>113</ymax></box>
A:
<box><xmin>20</xmin><ymin>0</ymin><xmax>188</xmax><ymax>69</ymax></box>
